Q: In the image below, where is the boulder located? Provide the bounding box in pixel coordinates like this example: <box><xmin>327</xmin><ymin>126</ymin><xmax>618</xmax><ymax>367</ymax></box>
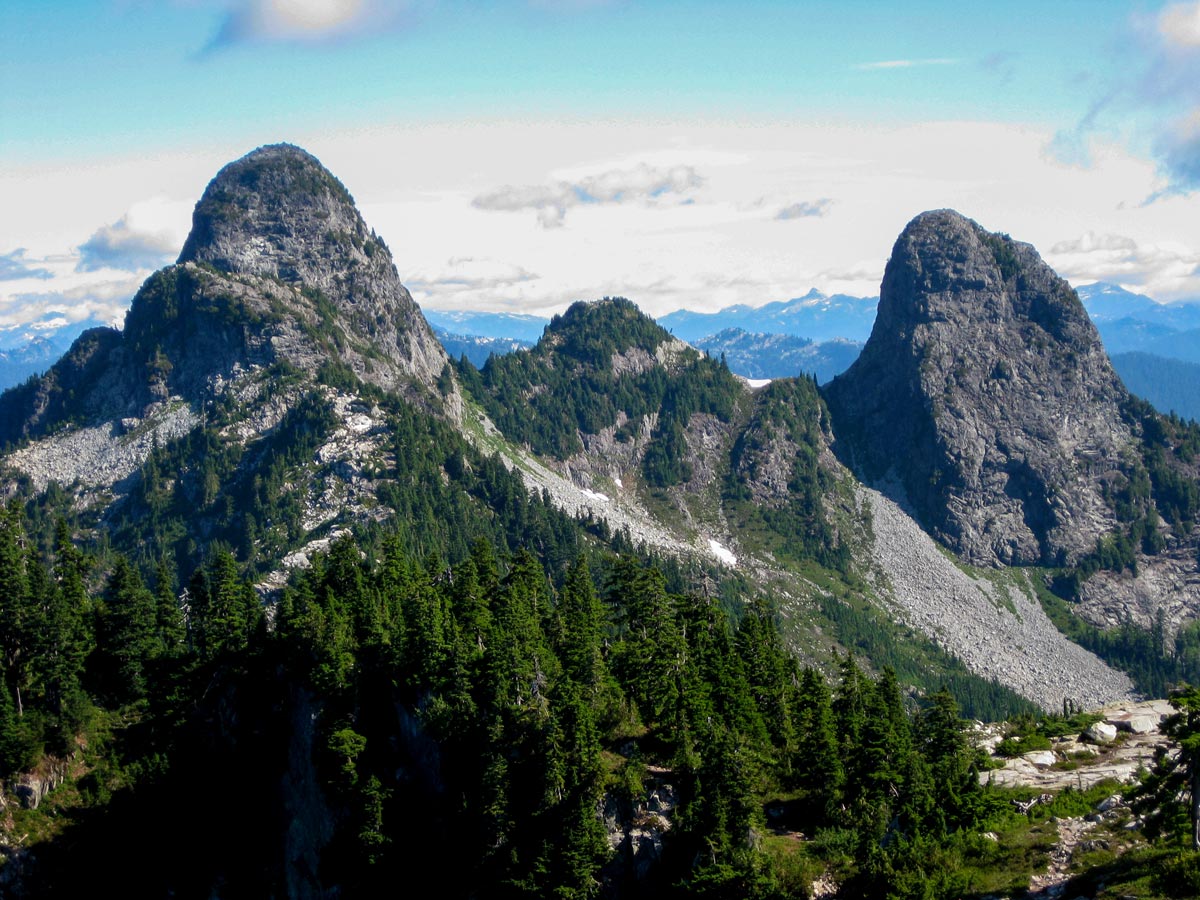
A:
<box><xmin>1023</xmin><ymin>750</ymin><xmax>1057</xmax><ymax>768</ymax></box>
<box><xmin>1085</xmin><ymin>722</ymin><xmax>1118</xmax><ymax>743</ymax></box>
<box><xmin>1113</xmin><ymin>714</ymin><xmax>1158</xmax><ymax>735</ymax></box>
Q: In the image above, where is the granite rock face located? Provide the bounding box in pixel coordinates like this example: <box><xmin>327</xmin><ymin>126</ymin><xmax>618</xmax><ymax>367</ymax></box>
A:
<box><xmin>177</xmin><ymin>144</ymin><xmax>446</xmax><ymax>397</ymax></box>
<box><xmin>0</xmin><ymin>144</ymin><xmax>448</xmax><ymax>448</ymax></box>
<box><xmin>826</xmin><ymin>209</ymin><xmax>1133</xmax><ymax>567</ymax></box>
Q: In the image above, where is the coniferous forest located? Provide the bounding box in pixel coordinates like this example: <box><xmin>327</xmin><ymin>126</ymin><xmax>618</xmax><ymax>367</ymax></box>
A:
<box><xmin>5</xmin><ymin>496</ymin><xmax>1200</xmax><ymax>898</ymax></box>
<box><xmin>0</xmin><ymin>499</ymin><xmax>1006</xmax><ymax>897</ymax></box>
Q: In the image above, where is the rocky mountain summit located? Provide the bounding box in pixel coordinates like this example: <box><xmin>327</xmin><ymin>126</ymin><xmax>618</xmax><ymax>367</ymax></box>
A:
<box><xmin>177</xmin><ymin>144</ymin><xmax>446</xmax><ymax>395</ymax></box>
<box><xmin>0</xmin><ymin>144</ymin><xmax>448</xmax><ymax>451</ymax></box>
<box><xmin>826</xmin><ymin>209</ymin><xmax>1133</xmax><ymax>568</ymax></box>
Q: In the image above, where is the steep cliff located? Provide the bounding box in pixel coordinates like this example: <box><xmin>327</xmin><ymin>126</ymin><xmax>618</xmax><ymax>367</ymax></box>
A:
<box><xmin>825</xmin><ymin>209</ymin><xmax>1133</xmax><ymax>568</ymax></box>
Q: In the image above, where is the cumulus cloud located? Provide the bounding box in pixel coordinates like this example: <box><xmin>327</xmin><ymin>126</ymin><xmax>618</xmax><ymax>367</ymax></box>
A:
<box><xmin>1159</xmin><ymin>1</ymin><xmax>1200</xmax><ymax>48</ymax></box>
<box><xmin>205</xmin><ymin>0</ymin><xmax>422</xmax><ymax>49</ymax></box>
<box><xmin>76</xmin><ymin>215</ymin><xmax>177</xmax><ymax>273</ymax></box>
<box><xmin>1051</xmin><ymin>232</ymin><xmax>1139</xmax><ymax>254</ymax></box>
<box><xmin>1046</xmin><ymin>230</ymin><xmax>1200</xmax><ymax>299</ymax></box>
<box><xmin>473</xmin><ymin>163</ymin><xmax>703</xmax><ymax>227</ymax></box>
<box><xmin>404</xmin><ymin>256</ymin><xmax>543</xmax><ymax>308</ymax></box>
<box><xmin>776</xmin><ymin>198</ymin><xmax>832</xmax><ymax>220</ymax></box>
<box><xmin>0</xmin><ymin>248</ymin><xmax>53</xmax><ymax>281</ymax></box>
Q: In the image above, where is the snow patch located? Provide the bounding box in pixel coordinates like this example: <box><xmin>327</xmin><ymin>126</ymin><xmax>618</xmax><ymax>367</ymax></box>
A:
<box><xmin>744</xmin><ymin>378</ymin><xmax>772</xmax><ymax>389</ymax></box>
<box><xmin>708</xmin><ymin>539</ymin><xmax>738</xmax><ymax>567</ymax></box>
<box><xmin>580</xmin><ymin>488</ymin><xmax>610</xmax><ymax>504</ymax></box>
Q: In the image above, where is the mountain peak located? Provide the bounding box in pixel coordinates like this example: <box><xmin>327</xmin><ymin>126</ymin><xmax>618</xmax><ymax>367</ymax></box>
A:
<box><xmin>178</xmin><ymin>143</ymin><xmax>360</xmax><ymax>284</ymax></box>
<box><xmin>826</xmin><ymin>210</ymin><xmax>1129</xmax><ymax>567</ymax></box>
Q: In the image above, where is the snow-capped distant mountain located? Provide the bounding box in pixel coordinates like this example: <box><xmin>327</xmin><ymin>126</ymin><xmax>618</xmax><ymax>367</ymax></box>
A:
<box><xmin>432</xmin><ymin>327</ymin><xmax>533</xmax><ymax>368</ymax></box>
<box><xmin>658</xmin><ymin>288</ymin><xmax>879</xmax><ymax>343</ymax></box>
<box><xmin>420</xmin><ymin>308</ymin><xmax>550</xmax><ymax>344</ymax></box>
<box><xmin>692</xmin><ymin>328</ymin><xmax>862</xmax><ymax>383</ymax></box>
<box><xmin>0</xmin><ymin>315</ymin><xmax>120</xmax><ymax>391</ymax></box>
<box><xmin>1076</xmin><ymin>282</ymin><xmax>1200</xmax><ymax>360</ymax></box>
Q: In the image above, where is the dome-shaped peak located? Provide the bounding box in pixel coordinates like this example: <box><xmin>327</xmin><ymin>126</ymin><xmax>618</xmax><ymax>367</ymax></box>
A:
<box><xmin>177</xmin><ymin>142</ymin><xmax>362</xmax><ymax>279</ymax></box>
<box><xmin>901</xmin><ymin>208</ymin><xmax>974</xmax><ymax>232</ymax></box>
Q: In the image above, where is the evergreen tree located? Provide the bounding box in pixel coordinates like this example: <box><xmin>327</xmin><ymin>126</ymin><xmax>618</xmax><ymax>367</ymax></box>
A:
<box><xmin>559</xmin><ymin>555</ymin><xmax>604</xmax><ymax>692</ymax></box>
<box><xmin>1136</xmin><ymin>683</ymin><xmax>1200</xmax><ymax>850</ymax></box>
<box><xmin>918</xmin><ymin>688</ymin><xmax>978</xmax><ymax>834</ymax></box>
<box><xmin>153</xmin><ymin>557</ymin><xmax>186</xmax><ymax>657</ymax></box>
<box><xmin>98</xmin><ymin>556</ymin><xmax>159</xmax><ymax>703</ymax></box>
<box><xmin>0</xmin><ymin>504</ymin><xmax>33</xmax><ymax>714</ymax></box>
<box><xmin>608</xmin><ymin>557</ymin><xmax>685</xmax><ymax>728</ymax></box>
<box><xmin>795</xmin><ymin>666</ymin><xmax>843</xmax><ymax>818</ymax></box>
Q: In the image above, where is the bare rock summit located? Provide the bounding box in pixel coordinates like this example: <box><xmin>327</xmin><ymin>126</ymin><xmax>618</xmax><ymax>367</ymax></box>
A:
<box><xmin>825</xmin><ymin>209</ymin><xmax>1133</xmax><ymax>567</ymax></box>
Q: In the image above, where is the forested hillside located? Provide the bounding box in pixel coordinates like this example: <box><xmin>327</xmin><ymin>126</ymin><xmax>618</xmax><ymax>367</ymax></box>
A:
<box><xmin>0</xmin><ymin>503</ymin><xmax>1095</xmax><ymax>898</ymax></box>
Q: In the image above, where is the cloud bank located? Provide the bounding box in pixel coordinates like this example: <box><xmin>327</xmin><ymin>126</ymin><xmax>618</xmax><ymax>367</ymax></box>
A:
<box><xmin>1047</xmin><ymin>230</ymin><xmax>1200</xmax><ymax>298</ymax></box>
<box><xmin>473</xmin><ymin>163</ymin><xmax>703</xmax><ymax>227</ymax></box>
<box><xmin>76</xmin><ymin>215</ymin><xmax>177</xmax><ymax>273</ymax></box>
<box><xmin>0</xmin><ymin>249</ymin><xmax>53</xmax><ymax>282</ymax></box>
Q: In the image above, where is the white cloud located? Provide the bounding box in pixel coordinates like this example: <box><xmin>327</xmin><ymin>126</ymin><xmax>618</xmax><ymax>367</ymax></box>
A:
<box><xmin>77</xmin><ymin>214</ymin><xmax>177</xmax><ymax>273</ymax></box>
<box><xmin>473</xmin><ymin>163</ymin><xmax>703</xmax><ymax>227</ymax></box>
<box><xmin>1159</xmin><ymin>1</ymin><xmax>1200</xmax><ymax>49</ymax></box>
<box><xmin>1</xmin><ymin>277</ymin><xmax>142</xmax><ymax>332</ymax></box>
<box><xmin>776</xmin><ymin>198</ymin><xmax>832</xmax><ymax>220</ymax></box>
<box><xmin>406</xmin><ymin>256</ymin><xmax>540</xmax><ymax>305</ymax></box>
<box><xmin>1046</xmin><ymin>230</ymin><xmax>1200</xmax><ymax>300</ymax></box>
<box><xmin>206</xmin><ymin>0</ymin><xmax>422</xmax><ymax>48</ymax></box>
<box><xmin>1051</xmin><ymin>232</ymin><xmax>1138</xmax><ymax>254</ymax></box>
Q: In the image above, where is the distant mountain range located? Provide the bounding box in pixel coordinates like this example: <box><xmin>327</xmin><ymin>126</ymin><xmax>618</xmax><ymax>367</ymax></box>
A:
<box><xmin>659</xmin><ymin>288</ymin><xmax>879</xmax><ymax>343</ymax></box>
<box><xmin>7</xmin><ymin>277</ymin><xmax>1200</xmax><ymax>424</ymax></box>
<box><xmin>692</xmin><ymin>328</ymin><xmax>862</xmax><ymax>383</ymax></box>
<box><xmin>432</xmin><ymin>327</ymin><xmax>533</xmax><ymax>368</ymax></box>
<box><xmin>420</xmin><ymin>308</ymin><xmax>550</xmax><ymax>344</ymax></box>
<box><xmin>0</xmin><ymin>317</ymin><xmax>115</xmax><ymax>391</ymax></box>
<box><xmin>1076</xmin><ymin>283</ymin><xmax>1200</xmax><ymax>363</ymax></box>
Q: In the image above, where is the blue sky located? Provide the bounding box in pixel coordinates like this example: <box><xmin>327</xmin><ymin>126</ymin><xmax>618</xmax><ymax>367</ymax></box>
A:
<box><xmin>2</xmin><ymin>0</ymin><xmax>1199</xmax><ymax>338</ymax></box>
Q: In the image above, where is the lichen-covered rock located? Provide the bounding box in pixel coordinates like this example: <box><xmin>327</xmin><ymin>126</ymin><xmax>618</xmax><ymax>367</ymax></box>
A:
<box><xmin>826</xmin><ymin>209</ymin><xmax>1132</xmax><ymax>567</ymax></box>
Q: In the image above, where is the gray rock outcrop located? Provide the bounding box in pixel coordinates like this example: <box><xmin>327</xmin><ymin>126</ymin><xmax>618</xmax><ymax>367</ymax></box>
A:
<box><xmin>0</xmin><ymin>143</ymin><xmax>449</xmax><ymax>452</ymax></box>
<box><xmin>826</xmin><ymin>210</ymin><xmax>1132</xmax><ymax>568</ymax></box>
